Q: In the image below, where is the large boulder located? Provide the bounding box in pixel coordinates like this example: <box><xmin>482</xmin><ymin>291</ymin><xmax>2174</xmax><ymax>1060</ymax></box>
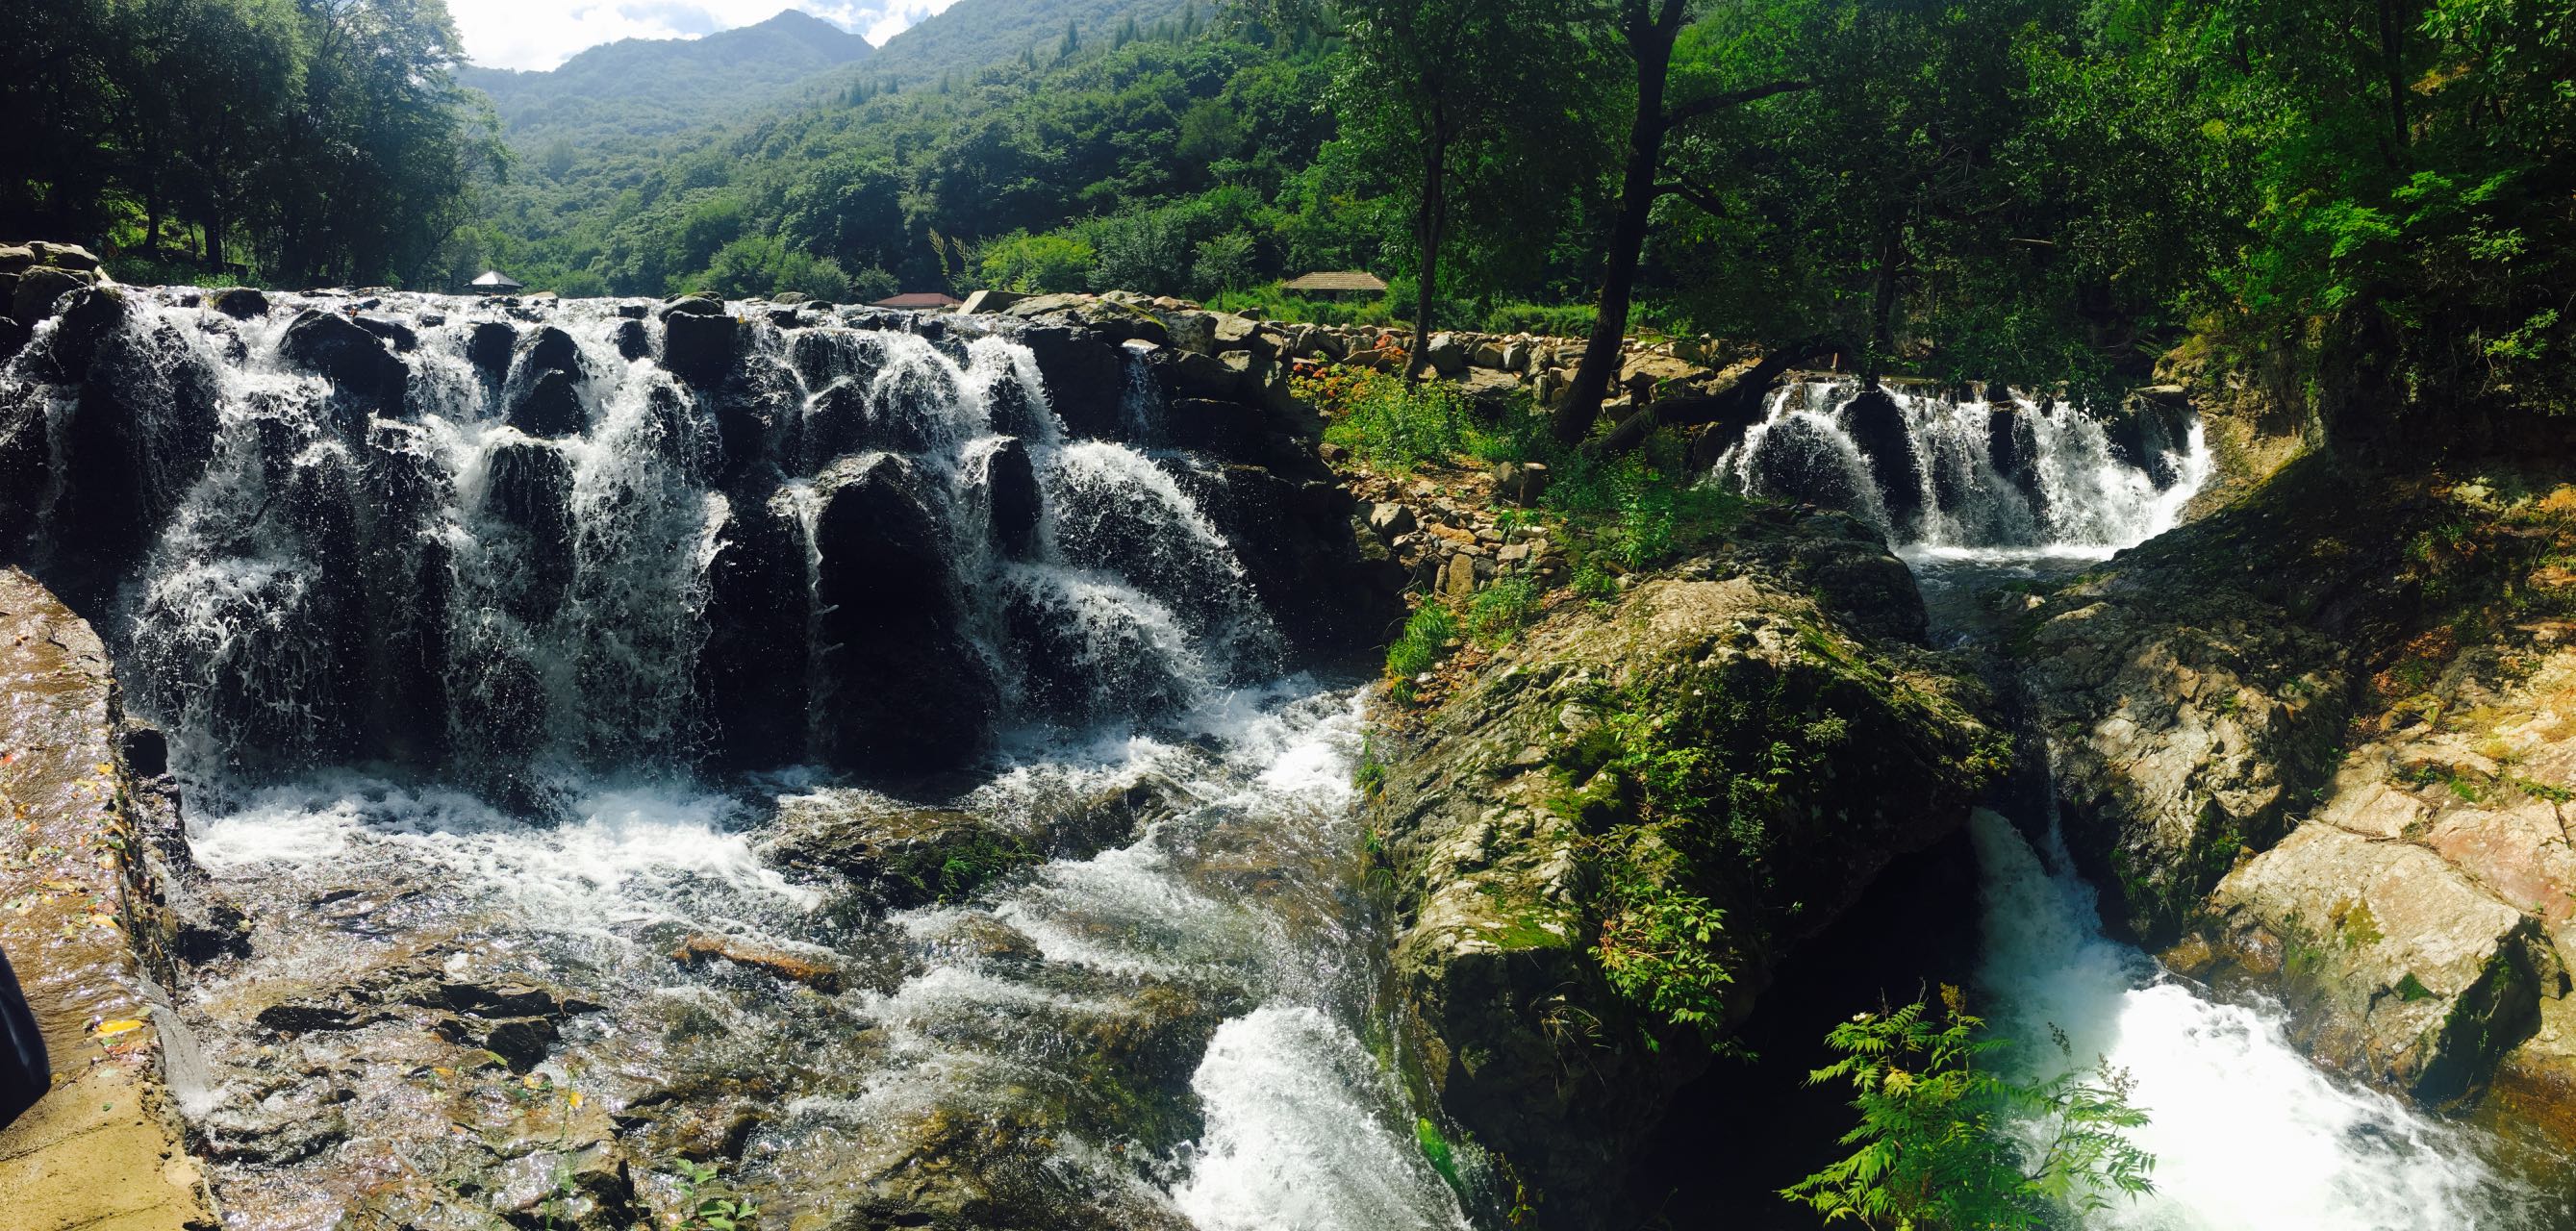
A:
<box><xmin>479</xmin><ymin>435</ymin><xmax>577</xmax><ymax>624</ymax></box>
<box><xmin>1836</xmin><ymin>388</ymin><xmax>1925</xmax><ymax>539</ymax></box>
<box><xmin>208</xmin><ymin>287</ymin><xmax>269</xmax><ymax>319</ymax></box>
<box><xmin>1370</xmin><ymin>517</ymin><xmax>2003</xmax><ymax>1229</ymax></box>
<box><xmin>661</xmin><ymin>310</ymin><xmax>739</xmax><ymax>388</ymax></box>
<box><xmin>517</xmin><ymin>325</ymin><xmax>583</xmax><ymax>381</ymax></box>
<box><xmin>1015</xmin><ymin>322</ymin><xmax>1126</xmax><ymax>440</ymax></box>
<box><xmin>465</xmin><ymin>320</ymin><xmax>516</xmax><ymax>383</ymax></box>
<box><xmin>2187</xmin><ymin>802</ymin><xmax>2558</xmax><ymax>1101</ymax></box>
<box><xmin>278</xmin><ymin>308</ymin><xmax>408</xmax><ymax>421</ymax></box>
<box><xmin>978</xmin><ymin>436</ymin><xmax>1042</xmax><ymax>560</ymax></box>
<box><xmin>809</xmin><ymin>453</ymin><xmax>995</xmax><ymax>774</ymax></box>
<box><xmin>12</xmin><ymin>265</ymin><xmax>95</xmax><ymax>322</ymax></box>
<box><xmin>697</xmin><ymin>489</ymin><xmax>812</xmax><ymax>771</ymax></box>
<box><xmin>507</xmin><ymin>369</ymin><xmax>586</xmax><ymax>438</ymax></box>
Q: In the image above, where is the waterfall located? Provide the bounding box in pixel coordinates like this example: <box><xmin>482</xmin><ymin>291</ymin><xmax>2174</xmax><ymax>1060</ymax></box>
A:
<box><xmin>1715</xmin><ymin>380</ymin><xmax>2210</xmax><ymax>551</ymax></box>
<box><xmin>0</xmin><ymin>287</ymin><xmax>1446</xmax><ymax>1231</ymax></box>
<box><xmin>1971</xmin><ymin>810</ymin><xmax>2517</xmax><ymax>1229</ymax></box>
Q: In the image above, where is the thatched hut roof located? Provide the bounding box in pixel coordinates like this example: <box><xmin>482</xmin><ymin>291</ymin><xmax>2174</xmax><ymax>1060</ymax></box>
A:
<box><xmin>1281</xmin><ymin>271</ymin><xmax>1388</xmax><ymax>294</ymax></box>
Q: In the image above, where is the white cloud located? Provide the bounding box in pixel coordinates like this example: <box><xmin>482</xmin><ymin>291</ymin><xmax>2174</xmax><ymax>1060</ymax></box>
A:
<box><xmin>451</xmin><ymin>0</ymin><xmax>971</xmax><ymax>71</ymax></box>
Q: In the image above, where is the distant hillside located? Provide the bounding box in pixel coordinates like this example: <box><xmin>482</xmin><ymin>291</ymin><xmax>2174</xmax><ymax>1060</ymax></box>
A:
<box><xmin>865</xmin><ymin>0</ymin><xmax>1201</xmax><ymax>88</ymax></box>
<box><xmin>461</xmin><ymin>10</ymin><xmax>872</xmax><ymax>143</ymax></box>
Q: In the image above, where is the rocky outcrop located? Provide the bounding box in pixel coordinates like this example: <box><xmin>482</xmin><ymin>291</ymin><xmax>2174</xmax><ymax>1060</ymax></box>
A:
<box><xmin>1368</xmin><ymin>514</ymin><xmax>2005</xmax><ymax>1228</ymax></box>
<box><xmin>2026</xmin><ymin>457</ymin><xmax>2576</xmax><ymax>1121</ymax></box>
<box><xmin>0</xmin><ymin>566</ymin><xmax>221</xmax><ymax>1231</ymax></box>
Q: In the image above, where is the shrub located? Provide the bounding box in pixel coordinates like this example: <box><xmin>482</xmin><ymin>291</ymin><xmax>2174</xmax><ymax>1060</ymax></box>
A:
<box><xmin>1463</xmin><ymin>576</ymin><xmax>1541</xmax><ymax>648</ymax></box>
<box><xmin>1384</xmin><ymin>601</ymin><xmax>1458</xmax><ymax>702</ymax></box>
<box><xmin>980</xmin><ymin>229</ymin><xmax>1098</xmax><ymax>293</ymax></box>
<box><xmin>1310</xmin><ymin>367</ymin><xmax>1476</xmax><ymax>472</ymax></box>
<box><xmin>1783</xmin><ymin>987</ymin><xmax>2156</xmax><ymax>1231</ymax></box>
<box><xmin>1482</xmin><ymin>301</ymin><xmax>1596</xmax><ymax>338</ymax></box>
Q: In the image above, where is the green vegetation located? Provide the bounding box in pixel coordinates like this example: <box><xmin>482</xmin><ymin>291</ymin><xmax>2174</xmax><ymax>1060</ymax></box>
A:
<box><xmin>1784</xmin><ymin>988</ymin><xmax>2157</xmax><ymax>1231</ymax></box>
<box><xmin>1310</xmin><ymin>367</ymin><xmax>1473</xmax><ymax>472</ymax></box>
<box><xmin>1463</xmin><ymin>577</ymin><xmax>1542</xmax><ymax>648</ymax></box>
<box><xmin>1383</xmin><ymin>601</ymin><xmax>1457</xmax><ymax>702</ymax></box>
<box><xmin>666</xmin><ymin>1159</ymin><xmax>760</xmax><ymax>1231</ymax></box>
<box><xmin>4</xmin><ymin>0</ymin><xmax>503</xmax><ymax>286</ymax></box>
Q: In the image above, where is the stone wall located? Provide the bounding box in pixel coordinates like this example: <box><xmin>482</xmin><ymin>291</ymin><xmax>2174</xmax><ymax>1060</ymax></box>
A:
<box><xmin>0</xmin><ymin>565</ymin><xmax>219</xmax><ymax>1231</ymax></box>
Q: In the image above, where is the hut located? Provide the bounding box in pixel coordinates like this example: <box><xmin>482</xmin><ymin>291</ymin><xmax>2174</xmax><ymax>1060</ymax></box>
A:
<box><xmin>871</xmin><ymin>291</ymin><xmax>965</xmax><ymax>311</ymax></box>
<box><xmin>468</xmin><ymin>269</ymin><xmax>524</xmax><ymax>295</ymax></box>
<box><xmin>1281</xmin><ymin>271</ymin><xmax>1388</xmax><ymax>302</ymax></box>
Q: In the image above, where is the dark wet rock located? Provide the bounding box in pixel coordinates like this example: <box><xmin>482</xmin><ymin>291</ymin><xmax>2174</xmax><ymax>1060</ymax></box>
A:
<box><xmin>611</xmin><ymin>317</ymin><xmax>649</xmax><ymax>361</ymax></box>
<box><xmin>516</xmin><ymin>325</ymin><xmax>583</xmax><ymax>381</ymax></box>
<box><xmin>466</xmin><ymin>321</ymin><xmax>517</xmax><ymax>382</ymax></box>
<box><xmin>203</xmin><ymin>1095</ymin><xmax>350</xmax><ymax>1165</ymax></box>
<box><xmin>208</xmin><ymin>287</ymin><xmax>269</xmax><ymax>318</ymax></box>
<box><xmin>481</xmin><ymin>437</ymin><xmax>576</xmax><ymax>623</ymax></box>
<box><xmin>1162</xmin><ymin>396</ymin><xmax>1262</xmax><ymax>454</ymax></box>
<box><xmin>1986</xmin><ymin>405</ymin><xmax>2047</xmax><ymax>516</ymax></box>
<box><xmin>353</xmin><ymin>315</ymin><xmax>418</xmax><ymax>352</ymax></box>
<box><xmin>1016</xmin><ymin>321</ymin><xmax>1125</xmax><ymax>440</ymax></box>
<box><xmin>1189</xmin><ymin>462</ymin><xmax>1401</xmax><ymax>655</ymax></box>
<box><xmin>1838</xmin><ymin>388</ymin><xmax>1924</xmax><ymax>538</ymax></box>
<box><xmin>439</xmin><ymin>1015</ymin><xmax>559</xmax><ymax>1072</ymax></box>
<box><xmin>762</xmin><ymin>796</ymin><xmax>1034</xmax><ymax>909</ymax></box>
<box><xmin>615</xmin><ymin>302</ymin><xmax>648</xmax><ymax>319</ymax></box>
<box><xmin>506</xmin><ymin>369</ymin><xmax>586</xmax><ymax>438</ymax></box>
<box><xmin>662</xmin><ymin>310</ymin><xmax>739</xmax><ymax>388</ymax></box>
<box><xmin>660</xmin><ymin>294</ymin><xmax>724</xmax><ymax>319</ymax></box>
<box><xmin>280</xmin><ymin>308</ymin><xmax>408</xmax><ymax>418</ymax></box>
<box><xmin>698</xmin><ymin>490</ymin><xmax>812</xmax><ymax>770</ymax></box>
<box><xmin>0</xmin><ymin>314</ymin><xmax>25</xmax><ymax>365</ymax></box>
<box><xmin>980</xmin><ymin>437</ymin><xmax>1041</xmax><ymax>559</ymax></box>
<box><xmin>810</xmin><ymin>452</ymin><xmax>995</xmax><ymax>774</ymax></box>
<box><xmin>256</xmin><ymin>1000</ymin><xmax>366</xmax><ymax>1034</ymax></box>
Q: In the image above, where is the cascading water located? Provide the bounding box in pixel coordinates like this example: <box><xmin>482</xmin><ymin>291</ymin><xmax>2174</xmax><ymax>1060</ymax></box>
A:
<box><xmin>0</xmin><ymin>286</ymin><xmax>1449</xmax><ymax>1230</ymax></box>
<box><xmin>1733</xmin><ymin>378</ymin><xmax>2539</xmax><ymax>1227</ymax></box>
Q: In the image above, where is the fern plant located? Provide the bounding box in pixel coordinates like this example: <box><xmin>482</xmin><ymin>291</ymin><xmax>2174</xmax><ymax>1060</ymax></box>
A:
<box><xmin>1781</xmin><ymin>986</ymin><xmax>2155</xmax><ymax>1230</ymax></box>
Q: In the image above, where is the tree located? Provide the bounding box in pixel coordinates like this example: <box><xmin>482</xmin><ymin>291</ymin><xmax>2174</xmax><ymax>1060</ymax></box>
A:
<box><xmin>1784</xmin><ymin>987</ymin><xmax>2157</xmax><ymax>1231</ymax></box>
<box><xmin>1551</xmin><ymin>0</ymin><xmax>1812</xmax><ymax>445</ymax></box>
<box><xmin>1302</xmin><ymin>0</ymin><xmax>1603</xmax><ymax>381</ymax></box>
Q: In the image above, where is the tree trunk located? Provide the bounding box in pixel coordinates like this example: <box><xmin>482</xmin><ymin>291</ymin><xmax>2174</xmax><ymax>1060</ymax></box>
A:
<box><xmin>1550</xmin><ymin>3</ymin><xmax>1680</xmax><ymax>446</ymax></box>
<box><xmin>1408</xmin><ymin>104</ymin><xmax>1448</xmax><ymax>387</ymax></box>
<box><xmin>2375</xmin><ymin>0</ymin><xmax>2411</xmax><ymax>163</ymax></box>
<box><xmin>1862</xmin><ymin>227</ymin><xmax>1901</xmax><ymax>389</ymax></box>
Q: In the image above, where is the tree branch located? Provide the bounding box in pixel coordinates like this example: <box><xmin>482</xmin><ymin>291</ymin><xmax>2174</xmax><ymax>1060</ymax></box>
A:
<box><xmin>1663</xmin><ymin>78</ymin><xmax>1813</xmax><ymax>127</ymax></box>
<box><xmin>1584</xmin><ymin>334</ymin><xmax>1844</xmax><ymax>458</ymax></box>
<box><xmin>1653</xmin><ymin>181</ymin><xmax>1731</xmax><ymax>217</ymax></box>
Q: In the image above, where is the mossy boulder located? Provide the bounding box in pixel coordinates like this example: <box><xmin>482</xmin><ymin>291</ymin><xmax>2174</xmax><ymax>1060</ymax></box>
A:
<box><xmin>1367</xmin><ymin>515</ymin><xmax>2004</xmax><ymax>1228</ymax></box>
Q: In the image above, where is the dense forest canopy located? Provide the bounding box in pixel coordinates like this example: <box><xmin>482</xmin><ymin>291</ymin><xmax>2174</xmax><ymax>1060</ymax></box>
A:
<box><xmin>3</xmin><ymin>0</ymin><xmax>2568</xmax><ymax>437</ymax></box>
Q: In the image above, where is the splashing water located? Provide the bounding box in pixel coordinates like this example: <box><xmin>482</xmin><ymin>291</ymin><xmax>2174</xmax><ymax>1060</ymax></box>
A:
<box><xmin>1970</xmin><ymin>811</ymin><xmax>2518</xmax><ymax>1230</ymax></box>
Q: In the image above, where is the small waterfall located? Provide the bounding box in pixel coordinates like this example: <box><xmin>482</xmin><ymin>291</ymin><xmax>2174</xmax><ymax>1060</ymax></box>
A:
<box><xmin>1716</xmin><ymin>380</ymin><xmax>2210</xmax><ymax>551</ymax></box>
<box><xmin>1971</xmin><ymin>810</ymin><xmax>2512</xmax><ymax>1230</ymax></box>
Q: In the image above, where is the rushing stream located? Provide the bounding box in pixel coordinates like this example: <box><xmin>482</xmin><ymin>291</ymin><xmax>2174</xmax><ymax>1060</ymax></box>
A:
<box><xmin>1</xmin><ymin>287</ymin><xmax>2549</xmax><ymax>1228</ymax></box>
<box><xmin>1722</xmin><ymin>382</ymin><xmax>2538</xmax><ymax>1228</ymax></box>
<box><xmin>0</xmin><ymin>287</ymin><xmax>1458</xmax><ymax>1229</ymax></box>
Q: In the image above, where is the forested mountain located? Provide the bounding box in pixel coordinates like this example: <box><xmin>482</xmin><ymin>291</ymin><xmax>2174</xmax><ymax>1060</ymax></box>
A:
<box><xmin>448</xmin><ymin>11</ymin><xmax>1359</xmax><ymax>304</ymax></box>
<box><xmin>459</xmin><ymin>10</ymin><xmax>874</xmax><ymax>145</ymax></box>
<box><xmin>863</xmin><ymin>0</ymin><xmax>1201</xmax><ymax>87</ymax></box>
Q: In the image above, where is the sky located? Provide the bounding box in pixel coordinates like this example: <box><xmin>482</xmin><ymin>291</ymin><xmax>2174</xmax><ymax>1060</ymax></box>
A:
<box><xmin>447</xmin><ymin>0</ymin><xmax>969</xmax><ymax>71</ymax></box>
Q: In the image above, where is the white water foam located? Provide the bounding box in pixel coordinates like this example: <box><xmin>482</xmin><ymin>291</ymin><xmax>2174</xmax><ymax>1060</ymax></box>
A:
<box><xmin>1173</xmin><ymin>1006</ymin><xmax>1473</xmax><ymax>1231</ymax></box>
<box><xmin>1970</xmin><ymin>810</ymin><xmax>2507</xmax><ymax>1230</ymax></box>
